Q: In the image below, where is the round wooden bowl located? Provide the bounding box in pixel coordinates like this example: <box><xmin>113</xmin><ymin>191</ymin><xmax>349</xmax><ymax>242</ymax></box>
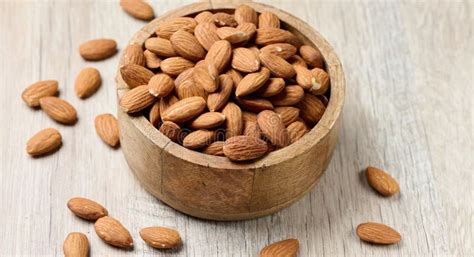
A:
<box><xmin>116</xmin><ymin>0</ymin><xmax>345</xmax><ymax>221</ymax></box>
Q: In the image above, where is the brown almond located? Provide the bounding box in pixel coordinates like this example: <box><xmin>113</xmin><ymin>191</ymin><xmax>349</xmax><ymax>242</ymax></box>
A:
<box><xmin>236</xmin><ymin>68</ymin><xmax>271</xmax><ymax>97</ymax></box>
<box><xmin>216</xmin><ymin>27</ymin><xmax>248</xmax><ymax>44</ymax></box>
<box><xmin>195</xmin><ymin>11</ymin><xmax>214</xmax><ymax>24</ymax></box>
<box><xmin>260</xmin><ymin>43</ymin><xmax>297</xmax><ymax>60</ymax></box>
<box><xmin>257</xmin><ymin>110</ymin><xmax>290</xmax><ymax>147</ymax></box>
<box><xmin>170</xmin><ymin>29</ymin><xmax>206</xmax><ymax>61</ymax></box>
<box><xmin>155</xmin><ymin>17</ymin><xmax>197</xmax><ymax>39</ymax></box>
<box><xmin>144</xmin><ymin>37</ymin><xmax>177</xmax><ymax>57</ymax></box>
<box><xmin>94</xmin><ymin>216</ymin><xmax>133</xmax><ymax>249</ymax></box>
<box><xmin>159</xmin><ymin>121</ymin><xmax>181</xmax><ymax>142</ymax></box>
<box><xmin>67</xmin><ymin>197</ymin><xmax>108</xmax><ymax>221</ymax></box>
<box><xmin>300</xmin><ymin>45</ymin><xmax>324</xmax><ymax>69</ymax></box>
<box><xmin>222</xmin><ymin>102</ymin><xmax>243</xmax><ymax>138</ymax></box>
<box><xmin>121</xmin><ymin>43</ymin><xmax>145</xmax><ymax>66</ymax></box>
<box><xmin>63</xmin><ymin>232</ymin><xmax>89</xmax><ymax>257</ymax></box>
<box><xmin>213</xmin><ymin>12</ymin><xmax>237</xmax><ymax>27</ymax></box>
<box><xmin>309</xmin><ymin>68</ymin><xmax>330</xmax><ymax>95</ymax></box>
<box><xmin>162</xmin><ymin>96</ymin><xmax>207</xmax><ymax>123</ymax></box>
<box><xmin>255</xmin><ymin>28</ymin><xmax>301</xmax><ymax>47</ymax></box>
<box><xmin>193</xmin><ymin>60</ymin><xmax>219</xmax><ymax>93</ymax></box>
<box><xmin>296</xmin><ymin>93</ymin><xmax>326</xmax><ymax>126</ymax></box>
<box><xmin>294</xmin><ymin>64</ymin><xmax>314</xmax><ymax>90</ymax></box>
<box><xmin>143</xmin><ymin>50</ymin><xmax>161</xmax><ymax>69</ymax></box>
<box><xmin>194</xmin><ymin>22</ymin><xmax>220</xmax><ymax>51</ymax></box>
<box><xmin>356</xmin><ymin>222</ymin><xmax>401</xmax><ymax>245</ymax></box>
<box><xmin>26</xmin><ymin>128</ymin><xmax>62</xmax><ymax>157</ymax></box>
<box><xmin>207</xmin><ymin>74</ymin><xmax>233</xmax><ymax>112</ymax></box>
<box><xmin>119</xmin><ymin>85</ymin><xmax>156</xmax><ymax>113</ymax></box>
<box><xmin>243</xmin><ymin>120</ymin><xmax>261</xmax><ymax>139</ymax></box>
<box><xmin>174</xmin><ymin>68</ymin><xmax>194</xmax><ymax>87</ymax></box>
<box><xmin>205</xmin><ymin>40</ymin><xmax>232</xmax><ymax>73</ymax></box>
<box><xmin>274</xmin><ymin>106</ymin><xmax>300</xmax><ymax>126</ymax></box>
<box><xmin>148</xmin><ymin>73</ymin><xmax>174</xmax><ymax>97</ymax></box>
<box><xmin>236</xmin><ymin>96</ymin><xmax>274</xmax><ymax>113</ymax></box>
<box><xmin>94</xmin><ymin>113</ymin><xmax>120</xmax><ymax>147</ymax></box>
<box><xmin>159</xmin><ymin>94</ymin><xmax>178</xmax><ymax>119</ymax></box>
<box><xmin>202</xmin><ymin>141</ymin><xmax>225</xmax><ymax>156</ymax></box>
<box><xmin>190</xmin><ymin>112</ymin><xmax>226</xmax><ymax>129</ymax></box>
<box><xmin>257</xmin><ymin>78</ymin><xmax>285</xmax><ymax>97</ymax></box>
<box><xmin>149</xmin><ymin>101</ymin><xmax>161</xmax><ymax>127</ymax></box>
<box><xmin>231</xmin><ymin>47</ymin><xmax>260</xmax><ymax>73</ymax></box>
<box><xmin>289</xmin><ymin>54</ymin><xmax>307</xmax><ymax>68</ymax></box>
<box><xmin>175</xmin><ymin>79</ymin><xmax>208</xmax><ymax>100</ymax></box>
<box><xmin>236</xmin><ymin>22</ymin><xmax>257</xmax><ymax>40</ymax></box>
<box><xmin>39</xmin><ymin>97</ymin><xmax>77</xmax><ymax>125</ymax></box>
<box><xmin>120</xmin><ymin>63</ymin><xmax>154</xmax><ymax>89</ymax></box>
<box><xmin>258</xmin><ymin>12</ymin><xmax>280</xmax><ymax>29</ymax></box>
<box><xmin>22</xmin><ymin>80</ymin><xmax>58</xmax><ymax>107</ymax></box>
<box><xmin>235</xmin><ymin>5</ymin><xmax>258</xmax><ymax>25</ymax></box>
<box><xmin>183</xmin><ymin>129</ymin><xmax>215</xmax><ymax>149</ymax></box>
<box><xmin>160</xmin><ymin>57</ymin><xmax>195</xmax><ymax>76</ymax></box>
<box><xmin>269</xmin><ymin>85</ymin><xmax>304</xmax><ymax>106</ymax></box>
<box><xmin>260</xmin><ymin>239</ymin><xmax>299</xmax><ymax>257</ymax></box>
<box><xmin>366</xmin><ymin>166</ymin><xmax>400</xmax><ymax>196</ymax></box>
<box><xmin>140</xmin><ymin>226</ymin><xmax>182</xmax><ymax>249</ymax></box>
<box><xmin>75</xmin><ymin>67</ymin><xmax>101</xmax><ymax>99</ymax></box>
<box><xmin>287</xmin><ymin>120</ymin><xmax>309</xmax><ymax>143</ymax></box>
<box><xmin>225</xmin><ymin>68</ymin><xmax>242</xmax><ymax>88</ymax></box>
<box><xmin>223</xmin><ymin>135</ymin><xmax>268</xmax><ymax>161</ymax></box>
<box><xmin>79</xmin><ymin>39</ymin><xmax>117</xmax><ymax>61</ymax></box>
<box><xmin>259</xmin><ymin>52</ymin><xmax>296</xmax><ymax>79</ymax></box>
<box><xmin>120</xmin><ymin>0</ymin><xmax>154</xmax><ymax>21</ymax></box>
<box><xmin>242</xmin><ymin>111</ymin><xmax>257</xmax><ymax>123</ymax></box>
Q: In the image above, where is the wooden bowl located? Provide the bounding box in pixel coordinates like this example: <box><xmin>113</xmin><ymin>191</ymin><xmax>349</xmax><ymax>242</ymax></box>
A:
<box><xmin>116</xmin><ymin>0</ymin><xmax>345</xmax><ymax>220</ymax></box>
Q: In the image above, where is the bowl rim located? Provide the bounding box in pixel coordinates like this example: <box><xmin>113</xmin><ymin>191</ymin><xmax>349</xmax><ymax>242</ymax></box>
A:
<box><xmin>116</xmin><ymin>1</ymin><xmax>345</xmax><ymax>170</ymax></box>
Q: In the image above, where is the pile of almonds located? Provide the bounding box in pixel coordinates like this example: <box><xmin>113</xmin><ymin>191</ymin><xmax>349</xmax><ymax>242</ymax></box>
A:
<box><xmin>118</xmin><ymin>5</ymin><xmax>330</xmax><ymax>161</ymax></box>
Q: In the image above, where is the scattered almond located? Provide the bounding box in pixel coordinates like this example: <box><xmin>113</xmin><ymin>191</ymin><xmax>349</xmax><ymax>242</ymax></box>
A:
<box><xmin>39</xmin><ymin>97</ymin><xmax>77</xmax><ymax>125</ymax></box>
<box><xmin>260</xmin><ymin>239</ymin><xmax>299</xmax><ymax>257</ymax></box>
<box><xmin>356</xmin><ymin>222</ymin><xmax>401</xmax><ymax>245</ymax></box>
<box><xmin>79</xmin><ymin>38</ymin><xmax>117</xmax><ymax>61</ymax></box>
<box><xmin>94</xmin><ymin>216</ymin><xmax>133</xmax><ymax>249</ymax></box>
<box><xmin>140</xmin><ymin>226</ymin><xmax>182</xmax><ymax>249</ymax></box>
<box><xmin>95</xmin><ymin>113</ymin><xmax>120</xmax><ymax>147</ymax></box>
<box><xmin>120</xmin><ymin>0</ymin><xmax>154</xmax><ymax>21</ymax></box>
<box><xmin>26</xmin><ymin>128</ymin><xmax>62</xmax><ymax>157</ymax></box>
<box><xmin>63</xmin><ymin>232</ymin><xmax>89</xmax><ymax>257</ymax></box>
<box><xmin>366</xmin><ymin>166</ymin><xmax>400</xmax><ymax>196</ymax></box>
<box><xmin>75</xmin><ymin>67</ymin><xmax>101</xmax><ymax>99</ymax></box>
<box><xmin>22</xmin><ymin>80</ymin><xmax>58</xmax><ymax>107</ymax></box>
<box><xmin>67</xmin><ymin>197</ymin><xmax>108</xmax><ymax>221</ymax></box>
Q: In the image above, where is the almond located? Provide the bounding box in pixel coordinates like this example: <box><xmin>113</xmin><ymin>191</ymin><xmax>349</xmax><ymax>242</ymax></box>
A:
<box><xmin>294</xmin><ymin>64</ymin><xmax>314</xmax><ymax>90</ymax></box>
<box><xmin>202</xmin><ymin>141</ymin><xmax>225</xmax><ymax>156</ymax></box>
<box><xmin>259</xmin><ymin>52</ymin><xmax>296</xmax><ymax>79</ymax></box>
<box><xmin>120</xmin><ymin>0</ymin><xmax>154</xmax><ymax>21</ymax></box>
<box><xmin>308</xmin><ymin>68</ymin><xmax>330</xmax><ymax>95</ymax></box>
<box><xmin>274</xmin><ymin>106</ymin><xmax>300</xmax><ymax>126</ymax></box>
<box><xmin>366</xmin><ymin>166</ymin><xmax>400</xmax><ymax>196</ymax></box>
<box><xmin>207</xmin><ymin>74</ymin><xmax>233</xmax><ymax>112</ymax></box>
<box><xmin>174</xmin><ymin>68</ymin><xmax>194</xmax><ymax>87</ymax></box>
<box><xmin>120</xmin><ymin>63</ymin><xmax>154</xmax><ymax>89</ymax></box>
<box><xmin>175</xmin><ymin>79</ymin><xmax>208</xmax><ymax>100</ymax></box>
<box><xmin>121</xmin><ymin>43</ymin><xmax>146</xmax><ymax>66</ymax></box>
<box><xmin>193</xmin><ymin>60</ymin><xmax>219</xmax><ymax>93</ymax></box>
<box><xmin>213</xmin><ymin>12</ymin><xmax>237</xmax><ymax>27</ymax></box>
<box><xmin>190</xmin><ymin>112</ymin><xmax>226</xmax><ymax>129</ymax></box>
<box><xmin>149</xmin><ymin>101</ymin><xmax>161</xmax><ymax>127</ymax></box>
<box><xmin>236</xmin><ymin>22</ymin><xmax>257</xmax><ymax>40</ymax></box>
<box><xmin>159</xmin><ymin>94</ymin><xmax>178</xmax><ymax>119</ymax></box>
<box><xmin>236</xmin><ymin>68</ymin><xmax>271</xmax><ymax>97</ymax></box>
<box><xmin>160</xmin><ymin>57</ymin><xmax>195</xmax><ymax>76</ymax></box>
<box><xmin>75</xmin><ymin>67</ymin><xmax>101</xmax><ymax>99</ymax></box>
<box><xmin>67</xmin><ymin>197</ymin><xmax>108</xmax><ymax>221</ymax></box>
<box><xmin>119</xmin><ymin>85</ymin><xmax>156</xmax><ymax>113</ymax></box>
<box><xmin>155</xmin><ymin>17</ymin><xmax>197</xmax><ymax>39</ymax></box>
<box><xmin>94</xmin><ymin>113</ymin><xmax>120</xmax><ymax>147</ymax></box>
<box><xmin>260</xmin><ymin>43</ymin><xmax>297</xmax><ymax>60</ymax></box>
<box><xmin>148</xmin><ymin>73</ymin><xmax>174</xmax><ymax>97</ymax></box>
<box><xmin>287</xmin><ymin>120</ymin><xmax>309</xmax><ymax>143</ymax></box>
<box><xmin>289</xmin><ymin>54</ymin><xmax>307</xmax><ymax>68</ymax></box>
<box><xmin>257</xmin><ymin>110</ymin><xmax>290</xmax><ymax>147</ymax></box>
<box><xmin>269</xmin><ymin>85</ymin><xmax>304</xmax><ymax>106</ymax></box>
<box><xmin>257</xmin><ymin>78</ymin><xmax>285</xmax><ymax>97</ymax></box>
<box><xmin>143</xmin><ymin>50</ymin><xmax>161</xmax><ymax>69</ymax></box>
<box><xmin>63</xmin><ymin>232</ymin><xmax>89</xmax><ymax>257</ymax></box>
<box><xmin>242</xmin><ymin>111</ymin><xmax>257</xmax><ymax>123</ymax></box>
<box><xmin>223</xmin><ymin>135</ymin><xmax>268</xmax><ymax>161</ymax></box>
<box><xmin>259</xmin><ymin>239</ymin><xmax>299</xmax><ymax>257</ymax></box>
<box><xmin>205</xmin><ymin>40</ymin><xmax>232</xmax><ymax>73</ymax></box>
<box><xmin>194</xmin><ymin>22</ymin><xmax>220</xmax><ymax>51</ymax></box>
<box><xmin>195</xmin><ymin>11</ymin><xmax>214</xmax><ymax>24</ymax></box>
<box><xmin>300</xmin><ymin>45</ymin><xmax>324</xmax><ymax>69</ymax></box>
<box><xmin>162</xmin><ymin>96</ymin><xmax>206</xmax><ymax>123</ymax></box>
<box><xmin>170</xmin><ymin>29</ymin><xmax>206</xmax><ymax>61</ymax></box>
<box><xmin>183</xmin><ymin>129</ymin><xmax>215</xmax><ymax>149</ymax></box>
<box><xmin>356</xmin><ymin>222</ymin><xmax>401</xmax><ymax>245</ymax></box>
<box><xmin>296</xmin><ymin>93</ymin><xmax>325</xmax><ymax>126</ymax></box>
<box><xmin>79</xmin><ymin>38</ymin><xmax>117</xmax><ymax>61</ymax></box>
<box><xmin>94</xmin><ymin>216</ymin><xmax>133</xmax><ymax>249</ymax></box>
<box><xmin>217</xmin><ymin>27</ymin><xmax>248</xmax><ymax>44</ymax></box>
<box><xmin>144</xmin><ymin>37</ymin><xmax>177</xmax><ymax>57</ymax></box>
<box><xmin>236</xmin><ymin>96</ymin><xmax>274</xmax><ymax>113</ymax></box>
<box><xmin>225</xmin><ymin>68</ymin><xmax>242</xmax><ymax>88</ymax></box>
<box><xmin>159</xmin><ymin>121</ymin><xmax>181</xmax><ymax>142</ymax></box>
<box><xmin>243</xmin><ymin>120</ymin><xmax>261</xmax><ymax>139</ymax></box>
<box><xmin>258</xmin><ymin>12</ymin><xmax>280</xmax><ymax>29</ymax></box>
<box><xmin>235</xmin><ymin>5</ymin><xmax>258</xmax><ymax>25</ymax></box>
<box><xmin>22</xmin><ymin>80</ymin><xmax>58</xmax><ymax>107</ymax></box>
<box><xmin>255</xmin><ymin>28</ymin><xmax>301</xmax><ymax>47</ymax></box>
<box><xmin>26</xmin><ymin>128</ymin><xmax>62</xmax><ymax>156</ymax></box>
<box><xmin>140</xmin><ymin>226</ymin><xmax>182</xmax><ymax>249</ymax></box>
<box><xmin>222</xmin><ymin>102</ymin><xmax>243</xmax><ymax>138</ymax></box>
<box><xmin>39</xmin><ymin>97</ymin><xmax>77</xmax><ymax>125</ymax></box>
<box><xmin>231</xmin><ymin>47</ymin><xmax>260</xmax><ymax>73</ymax></box>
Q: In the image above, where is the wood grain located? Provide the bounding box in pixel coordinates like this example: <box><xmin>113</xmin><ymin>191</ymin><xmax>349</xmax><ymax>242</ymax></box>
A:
<box><xmin>0</xmin><ymin>0</ymin><xmax>471</xmax><ymax>256</ymax></box>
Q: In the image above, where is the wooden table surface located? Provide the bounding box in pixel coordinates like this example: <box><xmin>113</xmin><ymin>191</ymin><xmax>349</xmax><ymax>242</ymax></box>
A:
<box><xmin>0</xmin><ymin>0</ymin><xmax>471</xmax><ymax>256</ymax></box>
